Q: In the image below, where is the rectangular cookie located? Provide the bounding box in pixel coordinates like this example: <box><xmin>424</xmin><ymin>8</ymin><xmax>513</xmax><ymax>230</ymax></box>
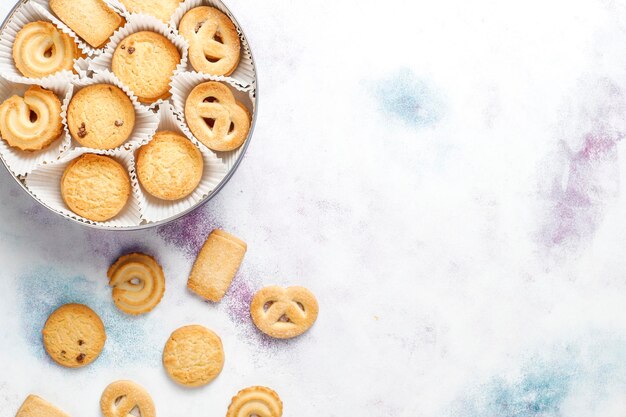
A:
<box><xmin>16</xmin><ymin>395</ymin><xmax>71</xmax><ymax>417</ymax></box>
<box><xmin>187</xmin><ymin>229</ymin><xmax>247</xmax><ymax>302</ymax></box>
<box><xmin>49</xmin><ymin>0</ymin><xmax>123</xmax><ymax>48</ymax></box>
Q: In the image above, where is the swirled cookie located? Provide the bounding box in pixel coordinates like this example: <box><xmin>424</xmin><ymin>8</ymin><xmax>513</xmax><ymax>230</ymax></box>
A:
<box><xmin>42</xmin><ymin>303</ymin><xmax>106</xmax><ymax>368</ymax></box>
<box><xmin>226</xmin><ymin>386</ymin><xmax>283</xmax><ymax>417</ymax></box>
<box><xmin>163</xmin><ymin>325</ymin><xmax>224</xmax><ymax>387</ymax></box>
<box><xmin>100</xmin><ymin>381</ymin><xmax>156</xmax><ymax>417</ymax></box>
<box><xmin>50</xmin><ymin>0</ymin><xmax>123</xmax><ymax>48</ymax></box>
<box><xmin>67</xmin><ymin>84</ymin><xmax>135</xmax><ymax>149</ymax></box>
<box><xmin>251</xmin><ymin>286</ymin><xmax>319</xmax><ymax>339</ymax></box>
<box><xmin>120</xmin><ymin>0</ymin><xmax>182</xmax><ymax>23</ymax></box>
<box><xmin>136</xmin><ymin>131</ymin><xmax>203</xmax><ymax>200</ymax></box>
<box><xmin>0</xmin><ymin>86</ymin><xmax>63</xmax><ymax>151</ymax></box>
<box><xmin>13</xmin><ymin>21</ymin><xmax>78</xmax><ymax>78</ymax></box>
<box><xmin>61</xmin><ymin>154</ymin><xmax>131</xmax><ymax>222</ymax></box>
<box><xmin>112</xmin><ymin>31</ymin><xmax>180</xmax><ymax>104</ymax></box>
<box><xmin>179</xmin><ymin>7</ymin><xmax>240</xmax><ymax>76</ymax></box>
<box><xmin>107</xmin><ymin>253</ymin><xmax>166</xmax><ymax>315</ymax></box>
<box><xmin>184</xmin><ymin>81</ymin><xmax>250</xmax><ymax>151</ymax></box>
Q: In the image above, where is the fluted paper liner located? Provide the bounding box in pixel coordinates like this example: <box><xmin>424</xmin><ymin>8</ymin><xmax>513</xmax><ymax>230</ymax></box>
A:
<box><xmin>133</xmin><ymin>102</ymin><xmax>227</xmax><ymax>223</ymax></box>
<box><xmin>0</xmin><ymin>1</ymin><xmax>90</xmax><ymax>84</ymax></box>
<box><xmin>170</xmin><ymin>70</ymin><xmax>255</xmax><ymax>170</ymax></box>
<box><xmin>68</xmin><ymin>70</ymin><xmax>159</xmax><ymax>153</ymax></box>
<box><xmin>170</xmin><ymin>0</ymin><xmax>255</xmax><ymax>87</ymax></box>
<box><xmin>0</xmin><ymin>74</ymin><xmax>73</xmax><ymax>176</ymax></box>
<box><xmin>25</xmin><ymin>148</ymin><xmax>142</xmax><ymax>227</ymax></box>
<box><xmin>89</xmin><ymin>13</ymin><xmax>189</xmax><ymax>109</ymax></box>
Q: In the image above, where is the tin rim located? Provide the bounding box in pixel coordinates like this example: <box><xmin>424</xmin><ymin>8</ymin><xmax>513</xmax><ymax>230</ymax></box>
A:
<box><xmin>0</xmin><ymin>0</ymin><xmax>258</xmax><ymax>231</ymax></box>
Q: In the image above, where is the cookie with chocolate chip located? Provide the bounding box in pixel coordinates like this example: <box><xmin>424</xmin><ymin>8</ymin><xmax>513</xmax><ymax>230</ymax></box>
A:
<box><xmin>42</xmin><ymin>303</ymin><xmax>106</xmax><ymax>368</ymax></box>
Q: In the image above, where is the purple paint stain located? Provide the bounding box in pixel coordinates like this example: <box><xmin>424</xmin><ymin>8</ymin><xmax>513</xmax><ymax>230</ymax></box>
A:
<box><xmin>157</xmin><ymin>206</ymin><xmax>221</xmax><ymax>257</ymax></box>
<box><xmin>85</xmin><ymin>228</ymin><xmax>156</xmax><ymax>261</ymax></box>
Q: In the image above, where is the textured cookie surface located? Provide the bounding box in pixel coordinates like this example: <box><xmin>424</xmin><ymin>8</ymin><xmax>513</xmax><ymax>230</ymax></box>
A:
<box><xmin>136</xmin><ymin>131</ymin><xmax>203</xmax><ymax>200</ymax></box>
<box><xmin>50</xmin><ymin>0</ymin><xmax>123</xmax><ymax>48</ymax></box>
<box><xmin>107</xmin><ymin>253</ymin><xmax>165</xmax><ymax>315</ymax></box>
<box><xmin>61</xmin><ymin>154</ymin><xmax>131</xmax><ymax>222</ymax></box>
<box><xmin>120</xmin><ymin>0</ymin><xmax>181</xmax><ymax>22</ymax></box>
<box><xmin>100</xmin><ymin>380</ymin><xmax>155</xmax><ymax>417</ymax></box>
<box><xmin>163</xmin><ymin>325</ymin><xmax>224</xmax><ymax>387</ymax></box>
<box><xmin>112</xmin><ymin>31</ymin><xmax>180</xmax><ymax>104</ymax></box>
<box><xmin>13</xmin><ymin>21</ymin><xmax>78</xmax><ymax>78</ymax></box>
<box><xmin>251</xmin><ymin>286</ymin><xmax>319</xmax><ymax>339</ymax></box>
<box><xmin>42</xmin><ymin>303</ymin><xmax>106</xmax><ymax>368</ymax></box>
<box><xmin>0</xmin><ymin>86</ymin><xmax>63</xmax><ymax>151</ymax></box>
<box><xmin>16</xmin><ymin>395</ymin><xmax>71</xmax><ymax>417</ymax></box>
<box><xmin>185</xmin><ymin>81</ymin><xmax>250</xmax><ymax>151</ymax></box>
<box><xmin>67</xmin><ymin>84</ymin><xmax>135</xmax><ymax>149</ymax></box>
<box><xmin>187</xmin><ymin>229</ymin><xmax>246</xmax><ymax>302</ymax></box>
<box><xmin>226</xmin><ymin>386</ymin><xmax>283</xmax><ymax>417</ymax></box>
<box><xmin>179</xmin><ymin>6</ymin><xmax>240</xmax><ymax>76</ymax></box>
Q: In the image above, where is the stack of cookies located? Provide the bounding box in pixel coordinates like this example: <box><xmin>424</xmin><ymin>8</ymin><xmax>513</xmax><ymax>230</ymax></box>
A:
<box><xmin>0</xmin><ymin>0</ymin><xmax>256</xmax><ymax>227</ymax></box>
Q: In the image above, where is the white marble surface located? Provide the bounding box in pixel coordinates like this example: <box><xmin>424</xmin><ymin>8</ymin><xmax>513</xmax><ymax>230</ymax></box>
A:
<box><xmin>3</xmin><ymin>0</ymin><xmax>626</xmax><ymax>416</ymax></box>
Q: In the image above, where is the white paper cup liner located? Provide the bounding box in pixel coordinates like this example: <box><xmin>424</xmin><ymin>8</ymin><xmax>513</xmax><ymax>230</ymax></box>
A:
<box><xmin>132</xmin><ymin>101</ymin><xmax>227</xmax><ymax>223</ymax></box>
<box><xmin>0</xmin><ymin>1</ymin><xmax>90</xmax><ymax>84</ymax></box>
<box><xmin>170</xmin><ymin>0</ymin><xmax>255</xmax><ymax>87</ymax></box>
<box><xmin>89</xmin><ymin>13</ymin><xmax>189</xmax><ymax>109</ymax></box>
<box><xmin>73</xmin><ymin>57</ymin><xmax>93</xmax><ymax>79</ymax></box>
<box><xmin>0</xmin><ymin>74</ymin><xmax>73</xmax><ymax>176</ymax></box>
<box><xmin>30</xmin><ymin>0</ymin><xmax>120</xmax><ymax>55</ymax></box>
<box><xmin>170</xmin><ymin>70</ymin><xmax>254</xmax><ymax>169</ymax></box>
<box><xmin>25</xmin><ymin>147</ymin><xmax>142</xmax><ymax>227</ymax></box>
<box><xmin>68</xmin><ymin>70</ymin><xmax>159</xmax><ymax>153</ymax></box>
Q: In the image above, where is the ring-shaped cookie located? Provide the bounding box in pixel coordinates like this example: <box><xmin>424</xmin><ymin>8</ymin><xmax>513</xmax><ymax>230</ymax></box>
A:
<box><xmin>226</xmin><ymin>386</ymin><xmax>283</xmax><ymax>417</ymax></box>
<box><xmin>100</xmin><ymin>380</ymin><xmax>156</xmax><ymax>417</ymax></box>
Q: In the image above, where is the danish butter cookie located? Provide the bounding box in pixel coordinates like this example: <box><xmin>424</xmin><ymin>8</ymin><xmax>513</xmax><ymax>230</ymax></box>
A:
<box><xmin>61</xmin><ymin>154</ymin><xmax>131</xmax><ymax>222</ymax></box>
<box><xmin>100</xmin><ymin>380</ymin><xmax>156</xmax><ymax>417</ymax></box>
<box><xmin>0</xmin><ymin>86</ymin><xmax>63</xmax><ymax>151</ymax></box>
<box><xmin>163</xmin><ymin>325</ymin><xmax>224</xmax><ymax>387</ymax></box>
<box><xmin>50</xmin><ymin>0</ymin><xmax>123</xmax><ymax>48</ymax></box>
<box><xmin>112</xmin><ymin>31</ymin><xmax>180</xmax><ymax>104</ymax></box>
<box><xmin>120</xmin><ymin>0</ymin><xmax>182</xmax><ymax>23</ymax></box>
<box><xmin>136</xmin><ymin>131</ymin><xmax>203</xmax><ymax>200</ymax></box>
<box><xmin>42</xmin><ymin>303</ymin><xmax>106</xmax><ymax>368</ymax></box>
<box><xmin>67</xmin><ymin>84</ymin><xmax>135</xmax><ymax>149</ymax></box>
<box><xmin>107</xmin><ymin>253</ymin><xmax>165</xmax><ymax>315</ymax></box>
<box><xmin>13</xmin><ymin>21</ymin><xmax>79</xmax><ymax>78</ymax></box>
<box><xmin>226</xmin><ymin>386</ymin><xmax>283</xmax><ymax>417</ymax></box>
<box><xmin>251</xmin><ymin>286</ymin><xmax>319</xmax><ymax>339</ymax></box>
<box><xmin>15</xmin><ymin>395</ymin><xmax>71</xmax><ymax>417</ymax></box>
<box><xmin>184</xmin><ymin>81</ymin><xmax>250</xmax><ymax>151</ymax></box>
<box><xmin>187</xmin><ymin>229</ymin><xmax>246</xmax><ymax>302</ymax></box>
<box><xmin>179</xmin><ymin>7</ymin><xmax>240</xmax><ymax>76</ymax></box>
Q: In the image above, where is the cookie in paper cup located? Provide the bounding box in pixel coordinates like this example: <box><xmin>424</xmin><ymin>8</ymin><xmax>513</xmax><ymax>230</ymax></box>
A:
<box><xmin>25</xmin><ymin>148</ymin><xmax>141</xmax><ymax>227</ymax></box>
<box><xmin>0</xmin><ymin>74</ymin><xmax>73</xmax><ymax>176</ymax></box>
<box><xmin>133</xmin><ymin>101</ymin><xmax>227</xmax><ymax>223</ymax></box>
<box><xmin>106</xmin><ymin>0</ymin><xmax>183</xmax><ymax>24</ymax></box>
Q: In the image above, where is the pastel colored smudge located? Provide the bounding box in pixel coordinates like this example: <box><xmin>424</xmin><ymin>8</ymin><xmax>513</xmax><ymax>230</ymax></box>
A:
<box><xmin>157</xmin><ymin>205</ymin><xmax>221</xmax><ymax>258</ymax></box>
<box><xmin>85</xmin><ymin>228</ymin><xmax>157</xmax><ymax>261</ymax></box>
<box><xmin>17</xmin><ymin>265</ymin><xmax>161</xmax><ymax>368</ymax></box>
<box><xmin>371</xmin><ymin>68</ymin><xmax>444</xmax><ymax>128</ymax></box>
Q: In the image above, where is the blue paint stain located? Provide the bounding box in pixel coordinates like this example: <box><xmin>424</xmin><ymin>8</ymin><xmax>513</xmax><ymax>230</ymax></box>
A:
<box><xmin>17</xmin><ymin>266</ymin><xmax>161</xmax><ymax>369</ymax></box>
<box><xmin>372</xmin><ymin>68</ymin><xmax>444</xmax><ymax>128</ymax></box>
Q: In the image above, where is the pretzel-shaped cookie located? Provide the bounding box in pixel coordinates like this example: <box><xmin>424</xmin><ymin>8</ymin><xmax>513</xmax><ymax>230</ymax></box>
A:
<box><xmin>0</xmin><ymin>85</ymin><xmax>63</xmax><ymax>151</ymax></box>
<box><xmin>107</xmin><ymin>253</ymin><xmax>165</xmax><ymax>315</ymax></box>
<box><xmin>179</xmin><ymin>6</ymin><xmax>241</xmax><ymax>76</ymax></box>
<box><xmin>100</xmin><ymin>380</ymin><xmax>155</xmax><ymax>417</ymax></box>
<box><xmin>13</xmin><ymin>21</ymin><xmax>78</xmax><ymax>78</ymax></box>
<box><xmin>226</xmin><ymin>386</ymin><xmax>283</xmax><ymax>417</ymax></box>
<box><xmin>185</xmin><ymin>81</ymin><xmax>250</xmax><ymax>151</ymax></box>
<box><xmin>250</xmin><ymin>286</ymin><xmax>319</xmax><ymax>339</ymax></box>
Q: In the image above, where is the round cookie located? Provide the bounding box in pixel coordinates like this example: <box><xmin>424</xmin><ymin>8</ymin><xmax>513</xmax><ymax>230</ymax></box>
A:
<box><xmin>0</xmin><ymin>86</ymin><xmax>63</xmax><ymax>151</ymax></box>
<box><xmin>42</xmin><ymin>303</ymin><xmax>106</xmax><ymax>368</ymax></box>
<box><xmin>13</xmin><ymin>21</ymin><xmax>79</xmax><ymax>78</ymax></box>
<box><xmin>112</xmin><ymin>31</ymin><xmax>180</xmax><ymax>104</ymax></box>
<box><xmin>67</xmin><ymin>84</ymin><xmax>135</xmax><ymax>149</ymax></box>
<box><xmin>120</xmin><ymin>0</ymin><xmax>181</xmax><ymax>22</ymax></box>
<box><xmin>61</xmin><ymin>154</ymin><xmax>131</xmax><ymax>222</ymax></box>
<box><xmin>136</xmin><ymin>131</ymin><xmax>203</xmax><ymax>200</ymax></box>
<box><xmin>163</xmin><ymin>325</ymin><xmax>224</xmax><ymax>387</ymax></box>
<box><xmin>179</xmin><ymin>6</ymin><xmax>241</xmax><ymax>76</ymax></box>
<box><xmin>227</xmin><ymin>386</ymin><xmax>283</xmax><ymax>417</ymax></box>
